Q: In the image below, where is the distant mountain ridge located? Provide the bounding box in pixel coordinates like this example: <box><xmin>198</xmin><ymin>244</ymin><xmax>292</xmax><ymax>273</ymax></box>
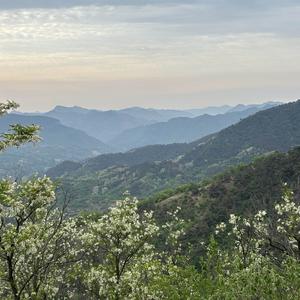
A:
<box><xmin>6</xmin><ymin>100</ymin><xmax>283</xmax><ymax>179</ymax></box>
<box><xmin>19</xmin><ymin>102</ymin><xmax>281</xmax><ymax>151</ymax></box>
<box><xmin>227</xmin><ymin>101</ymin><xmax>281</xmax><ymax>113</ymax></box>
<box><xmin>45</xmin><ymin>106</ymin><xmax>152</xmax><ymax>142</ymax></box>
<box><xmin>180</xmin><ymin>100</ymin><xmax>300</xmax><ymax>169</ymax></box>
<box><xmin>48</xmin><ymin>100</ymin><xmax>299</xmax><ymax>211</ymax></box>
<box><xmin>118</xmin><ymin>107</ymin><xmax>193</xmax><ymax>122</ymax></box>
<box><xmin>44</xmin><ymin>105</ymin><xmax>196</xmax><ymax>143</ymax></box>
<box><xmin>185</xmin><ymin>105</ymin><xmax>232</xmax><ymax>116</ymax></box>
<box><xmin>109</xmin><ymin>103</ymin><xmax>279</xmax><ymax>151</ymax></box>
<box><xmin>0</xmin><ymin>114</ymin><xmax>111</xmax><ymax>177</ymax></box>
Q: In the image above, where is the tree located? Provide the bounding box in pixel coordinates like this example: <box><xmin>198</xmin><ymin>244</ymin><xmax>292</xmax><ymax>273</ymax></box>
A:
<box><xmin>207</xmin><ymin>185</ymin><xmax>300</xmax><ymax>299</ymax></box>
<box><xmin>75</xmin><ymin>196</ymin><xmax>162</xmax><ymax>299</ymax></box>
<box><xmin>0</xmin><ymin>101</ymin><xmax>79</xmax><ymax>299</ymax></box>
<box><xmin>72</xmin><ymin>196</ymin><xmax>187</xmax><ymax>299</ymax></box>
<box><xmin>0</xmin><ymin>177</ymin><xmax>80</xmax><ymax>299</ymax></box>
<box><xmin>0</xmin><ymin>101</ymin><xmax>40</xmax><ymax>151</ymax></box>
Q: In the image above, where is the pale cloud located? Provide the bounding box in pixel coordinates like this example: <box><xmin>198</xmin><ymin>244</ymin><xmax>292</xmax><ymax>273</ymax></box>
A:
<box><xmin>0</xmin><ymin>1</ymin><xmax>300</xmax><ymax>110</ymax></box>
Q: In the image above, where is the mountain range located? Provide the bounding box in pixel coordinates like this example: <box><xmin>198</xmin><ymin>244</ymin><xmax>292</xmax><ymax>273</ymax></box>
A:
<box><xmin>17</xmin><ymin>101</ymin><xmax>281</xmax><ymax>152</ymax></box>
<box><xmin>47</xmin><ymin>100</ymin><xmax>300</xmax><ymax>212</ymax></box>
<box><xmin>0</xmin><ymin>101</ymin><xmax>279</xmax><ymax>178</ymax></box>
<box><xmin>0</xmin><ymin>101</ymin><xmax>285</xmax><ymax>178</ymax></box>
<box><xmin>109</xmin><ymin>103</ymin><xmax>278</xmax><ymax>151</ymax></box>
<box><xmin>45</xmin><ymin>106</ymin><xmax>153</xmax><ymax>143</ymax></box>
<box><xmin>0</xmin><ymin>114</ymin><xmax>111</xmax><ymax>177</ymax></box>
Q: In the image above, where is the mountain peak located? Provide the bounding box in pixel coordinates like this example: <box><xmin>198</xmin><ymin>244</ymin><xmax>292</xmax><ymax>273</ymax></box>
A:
<box><xmin>51</xmin><ymin>105</ymin><xmax>89</xmax><ymax>114</ymax></box>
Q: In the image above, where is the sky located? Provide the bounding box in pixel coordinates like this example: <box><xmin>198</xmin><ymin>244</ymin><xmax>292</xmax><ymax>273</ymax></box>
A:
<box><xmin>0</xmin><ymin>0</ymin><xmax>300</xmax><ymax>111</ymax></box>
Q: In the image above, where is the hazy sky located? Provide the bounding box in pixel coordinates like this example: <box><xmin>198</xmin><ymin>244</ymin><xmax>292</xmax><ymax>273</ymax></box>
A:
<box><xmin>0</xmin><ymin>0</ymin><xmax>300</xmax><ymax>111</ymax></box>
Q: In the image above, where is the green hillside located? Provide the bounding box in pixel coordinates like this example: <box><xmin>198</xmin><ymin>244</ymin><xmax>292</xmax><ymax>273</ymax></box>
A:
<box><xmin>47</xmin><ymin>143</ymin><xmax>193</xmax><ymax>178</ymax></box>
<box><xmin>143</xmin><ymin>147</ymin><xmax>300</xmax><ymax>258</ymax></box>
<box><xmin>53</xmin><ymin>100</ymin><xmax>300</xmax><ymax>211</ymax></box>
<box><xmin>181</xmin><ymin>100</ymin><xmax>300</xmax><ymax>167</ymax></box>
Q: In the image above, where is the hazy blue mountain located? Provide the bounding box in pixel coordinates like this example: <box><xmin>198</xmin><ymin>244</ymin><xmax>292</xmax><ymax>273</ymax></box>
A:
<box><xmin>42</xmin><ymin>105</ymin><xmax>229</xmax><ymax>145</ymax></box>
<box><xmin>0</xmin><ymin>114</ymin><xmax>111</xmax><ymax>177</ymax></box>
<box><xmin>119</xmin><ymin>107</ymin><xmax>193</xmax><ymax>122</ymax></box>
<box><xmin>185</xmin><ymin>105</ymin><xmax>232</xmax><ymax>116</ymax></box>
<box><xmin>20</xmin><ymin>102</ymin><xmax>281</xmax><ymax>149</ymax></box>
<box><xmin>45</xmin><ymin>106</ymin><xmax>153</xmax><ymax>142</ymax></box>
<box><xmin>185</xmin><ymin>102</ymin><xmax>282</xmax><ymax>116</ymax></box>
<box><xmin>109</xmin><ymin>104</ymin><xmax>279</xmax><ymax>151</ymax></box>
<box><xmin>227</xmin><ymin>101</ymin><xmax>282</xmax><ymax>113</ymax></box>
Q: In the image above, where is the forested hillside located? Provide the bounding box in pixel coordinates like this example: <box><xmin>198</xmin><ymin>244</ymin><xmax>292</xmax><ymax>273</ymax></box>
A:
<box><xmin>181</xmin><ymin>100</ymin><xmax>300</xmax><ymax>167</ymax></box>
<box><xmin>47</xmin><ymin>143</ymin><xmax>192</xmax><ymax>178</ymax></box>
<box><xmin>51</xmin><ymin>100</ymin><xmax>300</xmax><ymax>211</ymax></box>
<box><xmin>143</xmin><ymin>147</ymin><xmax>300</xmax><ymax>257</ymax></box>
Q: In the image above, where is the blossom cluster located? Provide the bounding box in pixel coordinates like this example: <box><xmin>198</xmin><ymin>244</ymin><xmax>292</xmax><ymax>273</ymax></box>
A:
<box><xmin>215</xmin><ymin>185</ymin><xmax>300</xmax><ymax>268</ymax></box>
<box><xmin>0</xmin><ymin>176</ymin><xmax>187</xmax><ymax>299</ymax></box>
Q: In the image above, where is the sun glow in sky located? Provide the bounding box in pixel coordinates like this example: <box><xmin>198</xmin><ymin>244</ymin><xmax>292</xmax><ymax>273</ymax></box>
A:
<box><xmin>0</xmin><ymin>0</ymin><xmax>300</xmax><ymax>111</ymax></box>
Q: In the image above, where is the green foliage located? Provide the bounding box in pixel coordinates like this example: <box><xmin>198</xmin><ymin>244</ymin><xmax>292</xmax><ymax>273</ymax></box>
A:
<box><xmin>150</xmin><ymin>264</ymin><xmax>203</xmax><ymax>300</ymax></box>
<box><xmin>1</xmin><ymin>178</ymin><xmax>300</xmax><ymax>299</ymax></box>
<box><xmin>0</xmin><ymin>123</ymin><xmax>41</xmax><ymax>151</ymax></box>
<box><xmin>0</xmin><ymin>101</ymin><xmax>19</xmax><ymax>116</ymax></box>
<box><xmin>0</xmin><ymin>101</ymin><xmax>40</xmax><ymax>152</ymax></box>
<box><xmin>202</xmin><ymin>187</ymin><xmax>300</xmax><ymax>299</ymax></box>
<box><xmin>140</xmin><ymin>147</ymin><xmax>300</xmax><ymax>261</ymax></box>
<box><xmin>1</xmin><ymin>100</ymin><xmax>300</xmax><ymax>299</ymax></box>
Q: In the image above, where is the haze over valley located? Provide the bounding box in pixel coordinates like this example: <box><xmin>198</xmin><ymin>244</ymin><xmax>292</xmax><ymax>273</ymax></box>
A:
<box><xmin>0</xmin><ymin>101</ymin><xmax>281</xmax><ymax>177</ymax></box>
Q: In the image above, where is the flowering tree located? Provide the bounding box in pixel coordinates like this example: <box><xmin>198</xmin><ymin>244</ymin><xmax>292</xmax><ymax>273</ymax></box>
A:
<box><xmin>208</xmin><ymin>186</ymin><xmax>300</xmax><ymax>298</ymax></box>
<box><xmin>0</xmin><ymin>177</ymin><xmax>80</xmax><ymax>299</ymax></box>
<box><xmin>215</xmin><ymin>185</ymin><xmax>300</xmax><ymax>263</ymax></box>
<box><xmin>0</xmin><ymin>101</ymin><xmax>190</xmax><ymax>299</ymax></box>
<box><xmin>0</xmin><ymin>101</ymin><xmax>80</xmax><ymax>299</ymax></box>
<box><xmin>77</xmin><ymin>196</ymin><xmax>161</xmax><ymax>299</ymax></box>
<box><xmin>72</xmin><ymin>196</ymin><xmax>187</xmax><ymax>299</ymax></box>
